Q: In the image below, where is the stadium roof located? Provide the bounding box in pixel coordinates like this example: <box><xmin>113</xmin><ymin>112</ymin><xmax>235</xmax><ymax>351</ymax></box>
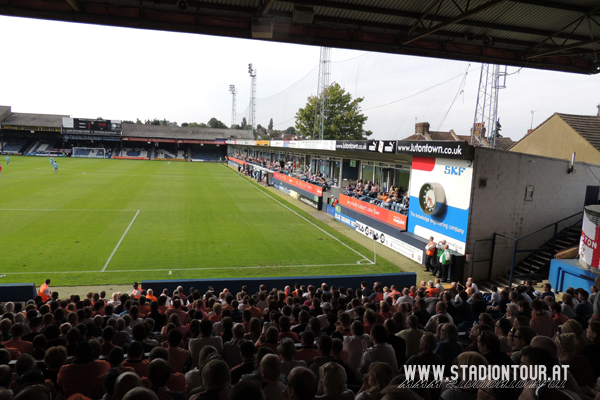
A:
<box><xmin>1</xmin><ymin>112</ymin><xmax>68</xmax><ymax>128</ymax></box>
<box><xmin>122</xmin><ymin>123</ymin><xmax>254</xmax><ymax>140</ymax></box>
<box><xmin>1</xmin><ymin>0</ymin><xmax>599</xmax><ymax>74</ymax></box>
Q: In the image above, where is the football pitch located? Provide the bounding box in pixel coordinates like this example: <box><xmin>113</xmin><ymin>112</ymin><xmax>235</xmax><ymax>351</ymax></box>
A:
<box><xmin>0</xmin><ymin>156</ymin><xmax>400</xmax><ymax>286</ymax></box>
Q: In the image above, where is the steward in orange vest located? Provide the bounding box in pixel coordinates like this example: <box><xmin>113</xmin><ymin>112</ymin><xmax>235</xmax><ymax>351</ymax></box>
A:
<box><xmin>425</xmin><ymin>237</ymin><xmax>436</xmax><ymax>273</ymax></box>
<box><xmin>38</xmin><ymin>279</ymin><xmax>51</xmax><ymax>303</ymax></box>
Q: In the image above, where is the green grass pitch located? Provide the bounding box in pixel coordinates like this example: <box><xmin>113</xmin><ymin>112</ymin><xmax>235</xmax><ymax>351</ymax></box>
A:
<box><xmin>0</xmin><ymin>156</ymin><xmax>400</xmax><ymax>286</ymax></box>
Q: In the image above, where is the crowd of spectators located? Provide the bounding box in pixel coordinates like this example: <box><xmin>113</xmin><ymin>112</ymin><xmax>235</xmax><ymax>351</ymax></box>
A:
<box><xmin>342</xmin><ymin>181</ymin><xmax>409</xmax><ymax>214</ymax></box>
<box><xmin>232</xmin><ymin>154</ymin><xmax>331</xmax><ymax>190</ymax></box>
<box><xmin>0</xmin><ymin>277</ymin><xmax>599</xmax><ymax>400</ymax></box>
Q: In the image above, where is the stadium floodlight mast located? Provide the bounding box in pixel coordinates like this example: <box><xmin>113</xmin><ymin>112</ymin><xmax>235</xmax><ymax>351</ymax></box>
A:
<box><xmin>248</xmin><ymin>63</ymin><xmax>257</xmax><ymax>134</ymax></box>
<box><xmin>229</xmin><ymin>85</ymin><xmax>237</xmax><ymax>130</ymax></box>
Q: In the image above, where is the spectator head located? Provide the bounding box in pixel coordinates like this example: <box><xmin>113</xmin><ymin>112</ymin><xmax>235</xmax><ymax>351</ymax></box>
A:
<box><xmin>149</xmin><ymin>346</ymin><xmax>169</xmax><ymax>362</ymax></box>
<box><xmin>240</xmin><ymin>340</ymin><xmax>256</xmax><ymax>361</ymax></box>
<box><xmin>147</xmin><ymin>358</ymin><xmax>171</xmax><ymax>389</ymax></box>
<box><xmin>319</xmin><ymin>362</ymin><xmax>347</xmax><ymax>397</ymax></box>
<box><xmin>455</xmin><ymin>352</ymin><xmax>488</xmax><ymax>382</ymax></box>
<box><xmin>420</xmin><ymin>332</ymin><xmax>437</xmax><ymax>353</ymax></box>
<box><xmin>366</xmin><ymin>362</ymin><xmax>394</xmax><ymax>393</ymax></box>
<box><xmin>113</xmin><ymin>371</ymin><xmax>143</xmax><ymax>400</ymax></box>
<box><xmin>200</xmin><ymin>319</ymin><xmax>213</xmax><ymax>337</ymax></box>
<box><xmin>109</xmin><ymin>347</ymin><xmax>126</xmax><ymax>368</ymax></box>
<box><xmin>317</xmin><ymin>335</ymin><xmax>332</xmax><ymax>356</ymax></box>
<box><xmin>127</xmin><ymin>341</ymin><xmax>144</xmax><ymax>361</ymax></box>
<box><xmin>370</xmin><ymin>323</ymin><xmax>387</xmax><ymax>344</ymax></box>
<box><xmin>122</xmin><ymin>387</ymin><xmax>159</xmax><ymax>400</ymax></box>
<box><xmin>285</xmin><ymin>367</ymin><xmax>318</xmax><ymax>400</ymax></box>
<box><xmin>14</xmin><ymin>354</ymin><xmax>36</xmax><ymax>376</ymax></box>
<box><xmin>277</xmin><ymin>338</ymin><xmax>297</xmax><ymax>360</ymax></box>
<box><xmin>74</xmin><ymin>340</ymin><xmax>94</xmax><ymax>363</ymax></box>
<box><xmin>104</xmin><ymin>368</ymin><xmax>123</xmax><ymax>397</ymax></box>
<box><xmin>44</xmin><ymin>346</ymin><xmax>68</xmax><ymax>370</ymax></box>
<box><xmin>478</xmin><ymin>330</ymin><xmax>501</xmax><ymax>354</ymax></box>
<box><xmin>260</xmin><ymin>353</ymin><xmax>282</xmax><ymax>382</ymax></box>
<box><xmin>514</xmin><ymin>327</ymin><xmax>537</xmax><ymax>350</ymax></box>
<box><xmin>587</xmin><ymin>321</ymin><xmax>600</xmax><ymax>344</ymax></box>
<box><xmin>227</xmin><ymin>379</ymin><xmax>265</xmax><ymax>400</ymax></box>
<box><xmin>168</xmin><ymin>328</ymin><xmax>183</xmax><ymax>348</ymax></box>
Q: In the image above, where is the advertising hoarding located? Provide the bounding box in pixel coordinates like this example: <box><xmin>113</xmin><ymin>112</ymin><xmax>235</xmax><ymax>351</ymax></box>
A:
<box><xmin>339</xmin><ymin>194</ymin><xmax>407</xmax><ymax>231</ymax></box>
<box><xmin>407</xmin><ymin>156</ymin><xmax>472</xmax><ymax>254</ymax></box>
<box><xmin>272</xmin><ymin>172</ymin><xmax>323</xmax><ymax>197</ymax></box>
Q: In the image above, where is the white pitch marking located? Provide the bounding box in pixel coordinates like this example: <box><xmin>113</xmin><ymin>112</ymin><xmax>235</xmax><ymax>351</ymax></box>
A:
<box><xmin>101</xmin><ymin>210</ymin><xmax>140</xmax><ymax>272</ymax></box>
<box><xmin>168</xmin><ymin>161</ymin><xmax>171</xmax><ymax>165</ymax></box>
<box><xmin>226</xmin><ymin>166</ymin><xmax>374</xmax><ymax>264</ymax></box>
<box><xmin>0</xmin><ymin>262</ymin><xmax>374</xmax><ymax>275</ymax></box>
<box><xmin>0</xmin><ymin>209</ymin><xmax>139</xmax><ymax>212</ymax></box>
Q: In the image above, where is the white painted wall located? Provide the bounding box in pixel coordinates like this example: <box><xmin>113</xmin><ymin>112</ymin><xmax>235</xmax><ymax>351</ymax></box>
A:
<box><xmin>465</xmin><ymin>148</ymin><xmax>600</xmax><ymax>281</ymax></box>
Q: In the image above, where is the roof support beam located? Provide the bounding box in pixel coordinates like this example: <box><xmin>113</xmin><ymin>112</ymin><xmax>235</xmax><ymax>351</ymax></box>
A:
<box><xmin>525</xmin><ymin>37</ymin><xmax>600</xmax><ymax>58</ymax></box>
<box><xmin>402</xmin><ymin>0</ymin><xmax>507</xmax><ymax>45</ymax></box>
<box><xmin>65</xmin><ymin>0</ymin><xmax>80</xmax><ymax>12</ymax></box>
<box><xmin>257</xmin><ymin>0</ymin><xmax>276</xmax><ymax>16</ymax></box>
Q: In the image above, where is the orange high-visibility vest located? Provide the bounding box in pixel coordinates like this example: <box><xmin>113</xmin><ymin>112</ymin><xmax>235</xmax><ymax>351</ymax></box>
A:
<box><xmin>39</xmin><ymin>283</ymin><xmax>50</xmax><ymax>302</ymax></box>
<box><xmin>426</xmin><ymin>241</ymin><xmax>436</xmax><ymax>256</ymax></box>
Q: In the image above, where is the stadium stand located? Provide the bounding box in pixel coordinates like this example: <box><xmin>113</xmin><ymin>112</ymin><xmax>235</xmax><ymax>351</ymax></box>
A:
<box><xmin>0</xmin><ymin>276</ymin><xmax>592</xmax><ymax>400</ymax></box>
<box><xmin>115</xmin><ymin>147</ymin><xmax>149</xmax><ymax>159</ymax></box>
<box><xmin>0</xmin><ymin>139</ymin><xmax>27</xmax><ymax>154</ymax></box>
<box><xmin>191</xmin><ymin>149</ymin><xmax>223</xmax><ymax>162</ymax></box>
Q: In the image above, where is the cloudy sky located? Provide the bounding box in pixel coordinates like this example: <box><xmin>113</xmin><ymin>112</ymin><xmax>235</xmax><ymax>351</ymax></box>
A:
<box><xmin>1</xmin><ymin>15</ymin><xmax>599</xmax><ymax>141</ymax></box>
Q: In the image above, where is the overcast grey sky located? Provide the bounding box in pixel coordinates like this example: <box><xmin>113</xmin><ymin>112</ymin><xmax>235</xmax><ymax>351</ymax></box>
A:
<box><xmin>1</xmin><ymin>15</ymin><xmax>599</xmax><ymax>142</ymax></box>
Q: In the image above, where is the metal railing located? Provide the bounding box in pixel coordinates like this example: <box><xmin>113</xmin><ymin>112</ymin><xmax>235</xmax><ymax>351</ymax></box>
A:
<box><xmin>493</xmin><ymin>211</ymin><xmax>583</xmax><ymax>288</ymax></box>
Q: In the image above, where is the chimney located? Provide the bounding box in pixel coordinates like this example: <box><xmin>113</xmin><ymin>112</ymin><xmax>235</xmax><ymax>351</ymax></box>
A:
<box><xmin>415</xmin><ymin>122</ymin><xmax>430</xmax><ymax>137</ymax></box>
<box><xmin>597</xmin><ymin>104</ymin><xmax>600</xmax><ymax>116</ymax></box>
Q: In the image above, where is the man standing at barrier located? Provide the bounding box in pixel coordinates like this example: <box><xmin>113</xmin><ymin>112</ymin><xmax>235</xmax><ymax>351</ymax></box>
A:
<box><xmin>439</xmin><ymin>245</ymin><xmax>452</xmax><ymax>283</ymax></box>
<box><xmin>38</xmin><ymin>279</ymin><xmax>51</xmax><ymax>303</ymax></box>
<box><xmin>425</xmin><ymin>236</ymin><xmax>436</xmax><ymax>273</ymax></box>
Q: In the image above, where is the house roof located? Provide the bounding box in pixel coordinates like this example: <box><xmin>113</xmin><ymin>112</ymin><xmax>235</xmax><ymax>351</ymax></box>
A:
<box><xmin>509</xmin><ymin>112</ymin><xmax>600</xmax><ymax>152</ymax></box>
<box><xmin>556</xmin><ymin>113</ymin><xmax>600</xmax><ymax>152</ymax></box>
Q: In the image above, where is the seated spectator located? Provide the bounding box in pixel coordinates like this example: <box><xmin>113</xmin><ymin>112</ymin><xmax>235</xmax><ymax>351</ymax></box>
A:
<box><xmin>360</xmin><ymin>324</ymin><xmax>398</xmax><ymax>376</ymax></box>
<box><xmin>278</xmin><ymin>338</ymin><xmax>306</xmax><ymax>378</ymax></box>
<box><xmin>355</xmin><ymin>362</ymin><xmax>394</xmax><ymax>400</ymax></box>
<box><xmin>434</xmin><ymin>323</ymin><xmax>463</xmax><ymax>376</ymax></box>
<box><xmin>146</xmin><ymin>358</ymin><xmax>187</xmax><ymax>400</ymax></box>
<box><xmin>510</xmin><ymin>327</ymin><xmax>537</xmax><ymax>364</ymax></box>
<box><xmin>477</xmin><ymin>330</ymin><xmax>513</xmax><ymax>366</ymax></box>
<box><xmin>494</xmin><ymin>318</ymin><xmax>513</xmax><ymax>353</ymax></box>
<box><xmin>315</xmin><ymin>362</ymin><xmax>353</xmax><ymax>400</ymax></box>
<box><xmin>122</xmin><ymin>341</ymin><xmax>149</xmax><ymax>378</ymax></box>
<box><xmin>166</xmin><ymin>328</ymin><xmax>190</xmax><ymax>374</ymax></box>
<box><xmin>294</xmin><ymin>331</ymin><xmax>319</xmax><ymax>363</ymax></box>
<box><xmin>189</xmin><ymin>320</ymin><xmax>222</xmax><ymax>368</ymax></box>
<box><xmin>442</xmin><ymin>352</ymin><xmax>488</xmax><ymax>399</ymax></box>
<box><xmin>2</xmin><ymin>323</ymin><xmax>32</xmax><ymax>355</ymax></box>
<box><xmin>43</xmin><ymin>345</ymin><xmax>68</xmax><ymax>390</ymax></box>
<box><xmin>529</xmin><ymin>299</ymin><xmax>556</xmax><ymax>338</ymax></box>
<box><xmin>222</xmin><ymin>324</ymin><xmax>246</xmax><ymax>369</ymax></box>
<box><xmin>309</xmin><ymin>336</ymin><xmax>337</xmax><ymax>375</ymax></box>
<box><xmin>57</xmin><ymin>340</ymin><xmax>110</xmax><ymax>399</ymax></box>
<box><xmin>259</xmin><ymin>354</ymin><xmax>286</xmax><ymax>400</ymax></box>
<box><xmin>186</xmin><ymin>345</ymin><xmax>218</xmax><ymax>395</ymax></box>
<box><xmin>283</xmin><ymin>367</ymin><xmax>318</xmax><ymax>400</ymax></box>
<box><xmin>576</xmin><ymin>289</ymin><xmax>594</xmax><ymax>318</ymax></box>
<box><xmin>555</xmin><ymin>332</ymin><xmax>595</xmax><ymax>388</ymax></box>
<box><xmin>230</xmin><ymin>341</ymin><xmax>256</xmax><ymax>385</ymax></box>
<box><xmin>561</xmin><ymin>319</ymin><xmax>587</xmax><ymax>354</ymax></box>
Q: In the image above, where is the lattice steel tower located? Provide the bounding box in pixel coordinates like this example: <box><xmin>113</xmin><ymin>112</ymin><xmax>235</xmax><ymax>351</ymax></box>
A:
<box><xmin>248</xmin><ymin>64</ymin><xmax>257</xmax><ymax>132</ymax></box>
<box><xmin>314</xmin><ymin>47</ymin><xmax>331</xmax><ymax>140</ymax></box>
<box><xmin>229</xmin><ymin>85</ymin><xmax>237</xmax><ymax>129</ymax></box>
<box><xmin>471</xmin><ymin>64</ymin><xmax>507</xmax><ymax>147</ymax></box>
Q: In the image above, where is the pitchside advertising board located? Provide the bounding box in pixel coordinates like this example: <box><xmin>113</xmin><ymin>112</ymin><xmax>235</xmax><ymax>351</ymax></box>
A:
<box><xmin>407</xmin><ymin>156</ymin><xmax>473</xmax><ymax>255</ymax></box>
<box><xmin>339</xmin><ymin>194</ymin><xmax>407</xmax><ymax>231</ymax></box>
<box><xmin>356</xmin><ymin>221</ymin><xmax>423</xmax><ymax>264</ymax></box>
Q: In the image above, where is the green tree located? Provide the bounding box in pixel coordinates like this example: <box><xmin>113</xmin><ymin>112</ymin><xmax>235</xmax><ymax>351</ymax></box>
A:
<box><xmin>208</xmin><ymin>118</ymin><xmax>228</xmax><ymax>129</ymax></box>
<box><xmin>122</xmin><ymin>120</ymin><xmax>135</xmax><ymax>124</ymax></box>
<box><xmin>268</xmin><ymin>118</ymin><xmax>273</xmax><ymax>130</ymax></box>
<box><xmin>135</xmin><ymin>119</ymin><xmax>143</xmax><ymax>125</ymax></box>
<box><xmin>494</xmin><ymin>119</ymin><xmax>503</xmax><ymax>138</ymax></box>
<box><xmin>295</xmin><ymin>82</ymin><xmax>372</xmax><ymax>140</ymax></box>
<box><xmin>240</xmin><ymin>117</ymin><xmax>247</xmax><ymax>130</ymax></box>
<box><xmin>284</xmin><ymin>126</ymin><xmax>296</xmax><ymax>136</ymax></box>
<box><xmin>260</xmin><ymin>134</ymin><xmax>270</xmax><ymax>140</ymax></box>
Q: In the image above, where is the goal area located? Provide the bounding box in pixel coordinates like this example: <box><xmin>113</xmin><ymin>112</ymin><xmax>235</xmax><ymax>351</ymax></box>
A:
<box><xmin>72</xmin><ymin>147</ymin><xmax>106</xmax><ymax>159</ymax></box>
